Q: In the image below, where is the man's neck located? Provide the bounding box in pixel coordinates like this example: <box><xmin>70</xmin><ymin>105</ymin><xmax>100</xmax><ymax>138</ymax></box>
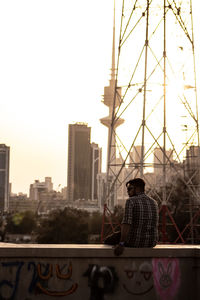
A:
<box><xmin>134</xmin><ymin>191</ymin><xmax>144</xmax><ymax>196</ymax></box>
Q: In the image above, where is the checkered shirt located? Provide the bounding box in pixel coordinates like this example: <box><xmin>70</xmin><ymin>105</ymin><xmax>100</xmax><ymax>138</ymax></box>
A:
<box><xmin>122</xmin><ymin>192</ymin><xmax>159</xmax><ymax>247</ymax></box>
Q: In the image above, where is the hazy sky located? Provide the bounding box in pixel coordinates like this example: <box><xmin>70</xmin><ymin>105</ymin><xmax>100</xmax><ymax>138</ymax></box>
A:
<box><xmin>0</xmin><ymin>0</ymin><xmax>200</xmax><ymax>194</ymax></box>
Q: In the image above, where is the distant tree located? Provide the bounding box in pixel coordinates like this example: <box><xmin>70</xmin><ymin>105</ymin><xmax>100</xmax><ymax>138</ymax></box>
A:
<box><xmin>167</xmin><ymin>178</ymin><xmax>191</xmax><ymax>242</ymax></box>
<box><xmin>36</xmin><ymin>208</ymin><xmax>89</xmax><ymax>244</ymax></box>
<box><xmin>153</xmin><ymin>177</ymin><xmax>191</xmax><ymax>243</ymax></box>
<box><xmin>6</xmin><ymin>211</ymin><xmax>37</xmax><ymax>234</ymax></box>
<box><xmin>0</xmin><ymin>216</ymin><xmax>7</xmax><ymax>241</ymax></box>
<box><xmin>88</xmin><ymin>211</ymin><xmax>102</xmax><ymax>235</ymax></box>
<box><xmin>113</xmin><ymin>205</ymin><xmax>124</xmax><ymax>223</ymax></box>
<box><xmin>87</xmin><ymin>211</ymin><xmax>103</xmax><ymax>243</ymax></box>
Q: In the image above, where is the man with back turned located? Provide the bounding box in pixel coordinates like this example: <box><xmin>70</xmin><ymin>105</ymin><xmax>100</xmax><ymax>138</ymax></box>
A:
<box><xmin>104</xmin><ymin>178</ymin><xmax>159</xmax><ymax>256</ymax></box>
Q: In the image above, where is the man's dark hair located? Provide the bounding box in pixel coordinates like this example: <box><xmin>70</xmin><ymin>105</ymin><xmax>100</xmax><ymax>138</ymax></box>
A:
<box><xmin>126</xmin><ymin>178</ymin><xmax>145</xmax><ymax>191</ymax></box>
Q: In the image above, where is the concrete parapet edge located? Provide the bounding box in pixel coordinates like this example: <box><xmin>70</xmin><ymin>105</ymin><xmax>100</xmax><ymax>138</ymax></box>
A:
<box><xmin>0</xmin><ymin>243</ymin><xmax>199</xmax><ymax>258</ymax></box>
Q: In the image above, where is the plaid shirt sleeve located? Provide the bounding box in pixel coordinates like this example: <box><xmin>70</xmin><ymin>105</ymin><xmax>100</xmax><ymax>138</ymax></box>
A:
<box><xmin>122</xmin><ymin>199</ymin><xmax>133</xmax><ymax>225</ymax></box>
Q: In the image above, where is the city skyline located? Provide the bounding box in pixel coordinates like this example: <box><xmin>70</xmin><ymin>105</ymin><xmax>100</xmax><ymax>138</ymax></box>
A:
<box><xmin>0</xmin><ymin>1</ymin><xmax>200</xmax><ymax>194</ymax></box>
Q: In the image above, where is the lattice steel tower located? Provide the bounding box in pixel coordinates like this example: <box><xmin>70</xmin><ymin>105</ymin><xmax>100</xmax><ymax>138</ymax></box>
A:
<box><xmin>102</xmin><ymin>0</ymin><xmax>199</xmax><ymax>240</ymax></box>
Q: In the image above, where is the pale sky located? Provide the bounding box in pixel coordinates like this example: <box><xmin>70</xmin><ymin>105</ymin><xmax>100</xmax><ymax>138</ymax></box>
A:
<box><xmin>0</xmin><ymin>0</ymin><xmax>200</xmax><ymax>194</ymax></box>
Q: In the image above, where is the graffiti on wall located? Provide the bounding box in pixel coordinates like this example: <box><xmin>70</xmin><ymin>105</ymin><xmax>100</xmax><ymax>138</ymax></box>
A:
<box><xmin>122</xmin><ymin>258</ymin><xmax>181</xmax><ymax>299</ymax></box>
<box><xmin>36</xmin><ymin>262</ymin><xmax>78</xmax><ymax>296</ymax></box>
<box><xmin>0</xmin><ymin>262</ymin><xmax>24</xmax><ymax>300</ymax></box>
<box><xmin>0</xmin><ymin>261</ymin><xmax>78</xmax><ymax>299</ymax></box>
<box><xmin>83</xmin><ymin>264</ymin><xmax>118</xmax><ymax>300</ymax></box>
<box><xmin>152</xmin><ymin>258</ymin><xmax>181</xmax><ymax>300</ymax></box>
<box><xmin>0</xmin><ymin>258</ymin><xmax>181</xmax><ymax>299</ymax></box>
<box><xmin>123</xmin><ymin>261</ymin><xmax>154</xmax><ymax>295</ymax></box>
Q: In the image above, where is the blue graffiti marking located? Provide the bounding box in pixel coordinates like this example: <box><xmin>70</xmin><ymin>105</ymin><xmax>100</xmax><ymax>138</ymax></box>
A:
<box><xmin>0</xmin><ymin>262</ymin><xmax>24</xmax><ymax>300</ymax></box>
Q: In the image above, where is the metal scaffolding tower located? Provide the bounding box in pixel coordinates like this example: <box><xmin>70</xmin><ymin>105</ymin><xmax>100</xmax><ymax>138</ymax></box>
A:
<box><xmin>102</xmin><ymin>0</ymin><xmax>200</xmax><ymax>242</ymax></box>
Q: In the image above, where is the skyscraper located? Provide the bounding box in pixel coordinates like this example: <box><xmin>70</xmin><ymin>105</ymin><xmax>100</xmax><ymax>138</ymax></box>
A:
<box><xmin>67</xmin><ymin>123</ymin><xmax>92</xmax><ymax>202</ymax></box>
<box><xmin>184</xmin><ymin>146</ymin><xmax>200</xmax><ymax>188</ymax></box>
<box><xmin>0</xmin><ymin>144</ymin><xmax>10</xmax><ymax>212</ymax></box>
<box><xmin>91</xmin><ymin>143</ymin><xmax>102</xmax><ymax>201</ymax></box>
<box><xmin>154</xmin><ymin>147</ymin><xmax>173</xmax><ymax>176</ymax></box>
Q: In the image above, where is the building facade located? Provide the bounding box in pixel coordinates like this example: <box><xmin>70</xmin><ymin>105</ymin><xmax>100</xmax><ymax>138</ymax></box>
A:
<box><xmin>91</xmin><ymin>143</ymin><xmax>102</xmax><ymax>201</ymax></box>
<box><xmin>153</xmin><ymin>147</ymin><xmax>174</xmax><ymax>175</ymax></box>
<box><xmin>97</xmin><ymin>172</ymin><xmax>108</xmax><ymax>211</ymax></box>
<box><xmin>29</xmin><ymin>177</ymin><xmax>53</xmax><ymax>201</ymax></box>
<box><xmin>184</xmin><ymin>145</ymin><xmax>200</xmax><ymax>188</ymax></box>
<box><xmin>67</xmin><ymin>123</ymin><xmax>92</xmax><ymax>202</ymax></box>
<box><xmin>0</xmin><ymin>144</ymin><xmax>10</xmax><ymax>212</ymax></box>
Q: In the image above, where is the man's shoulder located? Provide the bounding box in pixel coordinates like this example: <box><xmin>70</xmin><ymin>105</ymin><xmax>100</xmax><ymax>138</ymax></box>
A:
<box><xmin>146</xmin><ymin>194</ymin><xmax>158</xmax><ymax>204</ymax></box>
<box><xmin>143</xmin><ymin>193</ymin><xmax>158</xmax><ymax>203</ymax></box>
<box><xmin>125</xmin><ymin>198</ymin><xmax>133</xmax><ymax>204</ymax></box>
<box><xmin>125</xmin><ymin>197</ymin><xmax>136</xmax><ymax>209</ymax></box>
<box><xmin>130</xmin><ymin>193</ymin><xmax>158</xmax><ymax>205</ymax></box>
<box><xmin>129</xmin><ymin>193</ymin><xmax>147</xmax><ymax>200</ymax></box>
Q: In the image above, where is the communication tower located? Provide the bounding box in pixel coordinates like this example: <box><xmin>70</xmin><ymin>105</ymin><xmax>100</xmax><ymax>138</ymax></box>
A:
<box><xmin>101</xmin><ymin>0</ymin><xmax>200</xmax><ymax>242</ymax></box>
<box><xmin>100</xmin><ymin>0</ymin><xmax>124</xmax><ymax>210</ymax></box>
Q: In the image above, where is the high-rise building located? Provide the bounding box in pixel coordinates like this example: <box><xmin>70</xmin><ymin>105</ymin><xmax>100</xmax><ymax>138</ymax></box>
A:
<box><xmin>184</xmin><ymin>146</ymin><xmax>200</xmax><ymax>188</ymax></box>
<box><xmin>67</xmin><ymin>123</ymin><xmax>92</xmax><ymax>202</ymax></box>
<box><xmin>97</xmin><ymin>172</ymin><xmax>107</xmax><ymax>210</ymax></box>
<box><xmin>129</xmin><ymin>146</ymin><xmax>143</xmax><ymax>165</ymax></box>
<box><xmin>97</xmin><ymin>172</ymin><xmax>115</xmax><ymax>211</ymax></box>
<box><xmin>115</xmin><ymin>156</ymin><xmax>127</xmax><ymax>207</ymax></box>
<box><xmin>0</xmin><ymin>144</ymin><xmax>10</xmax><ymax>212</ymax></box>
<box><xmin>154</xmin><ymin>147</ymin><xmax>174</xmax><ymax>176</ymax></box>
<box><xmin>29</xmin><ymin>177</ymin><xmax>53</xmax><ymax>201</ymax></box>
<box><xmin>128</xmin><ymin>145</ymin><xmax>144</xmax><ymax>178</ymax></box>
<box><xmin>91</xmin><ymin>143</ymin><xmax>102</xmax><ymax>201</ymax></box>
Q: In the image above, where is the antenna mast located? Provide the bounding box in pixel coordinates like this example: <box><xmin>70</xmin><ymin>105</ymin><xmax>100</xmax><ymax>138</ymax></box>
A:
<box><xmin>102</xmin><ymin>0</ymin><xmax>199</xmax><ymax>242</ymax></box>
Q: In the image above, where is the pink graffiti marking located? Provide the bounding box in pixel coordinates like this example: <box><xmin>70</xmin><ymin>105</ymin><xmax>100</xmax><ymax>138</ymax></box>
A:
<box><xmin>152</xmin><ymin>258</ymin><xmax>180</xmax><ymax>300</ymax></box>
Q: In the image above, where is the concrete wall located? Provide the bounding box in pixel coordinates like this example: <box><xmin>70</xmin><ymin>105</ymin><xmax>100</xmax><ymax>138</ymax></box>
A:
<box><xmin>0</xmin><ymin>244</ymin><xmax>199</xmax><ymax>299</ymax></box>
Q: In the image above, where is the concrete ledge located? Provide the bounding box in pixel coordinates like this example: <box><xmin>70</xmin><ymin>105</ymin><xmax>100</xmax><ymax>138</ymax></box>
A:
<box><xmin>0</xmin><ymin>243</ymin><xmax>199</xmax><ymax>299</ymax></box>
<box><xmin>0</xmin><ymin>243</ymin><xmax>199</xmax><ymax>257</ymax></box>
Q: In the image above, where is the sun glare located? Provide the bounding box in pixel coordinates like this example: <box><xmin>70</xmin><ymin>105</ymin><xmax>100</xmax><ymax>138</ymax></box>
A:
<box><xmin>167</xmin><ymin>76</ymin><xmax>185</xmax><ymax>104</ymax></box>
